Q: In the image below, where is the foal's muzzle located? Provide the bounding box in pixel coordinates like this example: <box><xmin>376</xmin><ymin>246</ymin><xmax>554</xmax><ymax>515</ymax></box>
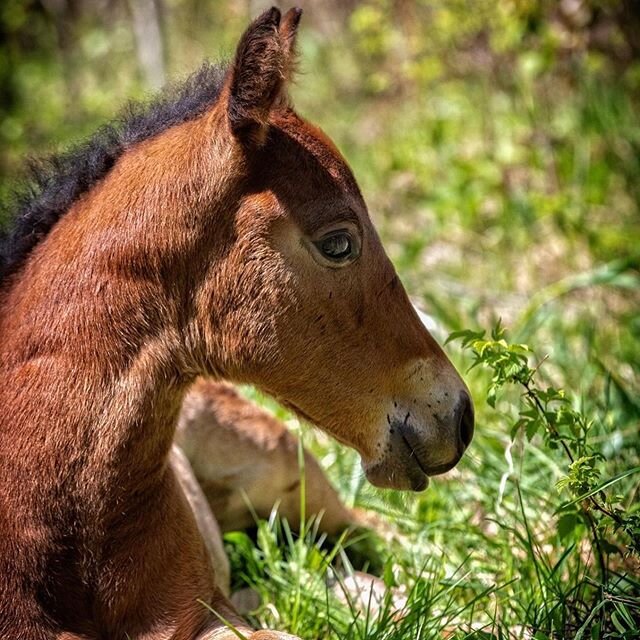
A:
<box><xmin>364</xmin><ymin>390</ymin><xmax>475</xmax><ymax>492</ymax></box>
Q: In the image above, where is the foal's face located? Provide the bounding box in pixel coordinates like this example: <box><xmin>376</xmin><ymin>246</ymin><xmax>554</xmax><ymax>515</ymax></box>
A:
<box><xmin>201</xmin><ymin>7</ymin><xmax>473</xmax><ymax>491</ymax></box>
<box><xmin>211</xmin><ymin>115</ymin><xmax>473</xmax><ymax>492</ymax></box>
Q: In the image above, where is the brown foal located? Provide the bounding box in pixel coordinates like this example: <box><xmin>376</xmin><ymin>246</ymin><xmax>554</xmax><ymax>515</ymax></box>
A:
<box><xmin>0</xmin><ymin>7</ymin><xmax>473</xmax><ymax>639</ymax></box>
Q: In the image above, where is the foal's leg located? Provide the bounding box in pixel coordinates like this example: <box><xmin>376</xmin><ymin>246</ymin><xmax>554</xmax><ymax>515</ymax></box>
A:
<box><xmin>172</xmin><ymin>381</ymin><xmax>348</xmax><ymax>640</ymax></box>
<box><xmin>200</xmin><ymin>626</ymin><xmax>300</xmax><ymax>640</ymax></box>
<box><xmin>194</xmin><ymin>593</ymin><xmax>301</xmax><ymax>640</ymax></box>
<box><xmin>175</xmin><ymin>380</ymin><xmax>354</xmax><ymax>534</ymax></box>
<box><xmin>136</xmin><ymin>464</ymin><xmax>302</xmax><ymax>640</ymax></box>
<box><xmin>171</xmin><ymin>444</ymin><xmax>231</xmax><ymax>594</ymax></box>
<box><xmin>176</xmin><ymin>382</ymin><xmax>390</xmax><ymax>640</ymax></box>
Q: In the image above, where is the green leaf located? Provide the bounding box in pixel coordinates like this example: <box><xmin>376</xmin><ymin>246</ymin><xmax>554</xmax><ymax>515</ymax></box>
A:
<box><xmin>382</xmin><ymin>558</ymin><xmax>396</xmax><ymax>588</ymax></box>
<box><xmin>611</xmin><ymin>611</ymin><xmax>626</xmax><ymax>634</ymax></box>
<box><xmin>557</xmin><ymin>512</ymin><xmax>579</xmax><ymax>540</ymax></box>
<box><xmin>445</xmin><ymin>328</ymin><xmax>485</xmax><ymax>346</ymax></box>
<box><xmin>557</xmin><ymin>466</ymin><xmax>640</xmax><ymax>511</ymax></box>
<box><xmin>526</xmin><ymin>418</ymin><xmax>541</xmax><ymax>441</ymax></box>
<box><xmin>487</xmin><ymin>385</ymin><xmax>497</xmax><ymax>408</ymax></box>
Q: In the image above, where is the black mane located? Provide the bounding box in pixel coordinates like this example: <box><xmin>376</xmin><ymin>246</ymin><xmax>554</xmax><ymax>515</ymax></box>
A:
<box><xmin>0</xmin><ymin>62</ymin><xmax>226</xmax><ymax>286</ymax></box>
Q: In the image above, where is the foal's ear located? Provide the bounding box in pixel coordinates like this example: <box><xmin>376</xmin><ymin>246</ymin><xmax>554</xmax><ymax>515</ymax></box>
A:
<box><xmin>228</xmin><ymin>6</ymin><xmax>302</xmax><ymax>143</ymax></box>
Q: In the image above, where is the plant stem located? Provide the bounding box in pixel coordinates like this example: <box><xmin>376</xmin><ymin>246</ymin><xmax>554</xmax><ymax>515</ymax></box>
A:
<box><xmin>522</xmin><ymin>381</ymin><xmax>624</xmax><ymax>527</ymax></box>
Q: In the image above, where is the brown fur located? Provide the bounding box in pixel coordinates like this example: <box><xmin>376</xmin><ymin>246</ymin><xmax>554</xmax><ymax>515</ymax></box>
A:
<box><xmin>0</xmin><ymin>7</ymin><xmax>472</xmax><ymax>639</ymax></box>
<box><xmin>175</xmin><ymin>380</ymin><xmax>353</xmax><ymax>536</ymax></box>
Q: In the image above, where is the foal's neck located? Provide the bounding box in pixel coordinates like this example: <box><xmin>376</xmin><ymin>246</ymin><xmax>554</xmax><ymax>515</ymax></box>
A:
<box><xmin>0</xmin><ymin>117</ymin><xmax>226</xmax><ymax>504</ymax></box>
<box><xmin>1</xmin><ymin>263</ymin><xmax>191</xmax><ymax>502</ymax></box>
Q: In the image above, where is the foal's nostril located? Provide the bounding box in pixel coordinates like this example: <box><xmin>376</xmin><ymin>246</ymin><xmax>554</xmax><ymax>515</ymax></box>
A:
<box><xmin>457</xmin><ymin>392</ymin><xmax>474</xmax><ymax>449</ymax></box>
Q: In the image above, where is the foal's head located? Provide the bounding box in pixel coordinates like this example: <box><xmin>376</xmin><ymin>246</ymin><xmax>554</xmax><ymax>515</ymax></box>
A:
<box><xmin>3</xmin><ymin>8</ymin><xmax>472</xmax><ymax>492</ymax></box>
<box><xmin>190</xmin><ymin>8</ymin><xmax>473</xmax><ymax>491</ymax></box>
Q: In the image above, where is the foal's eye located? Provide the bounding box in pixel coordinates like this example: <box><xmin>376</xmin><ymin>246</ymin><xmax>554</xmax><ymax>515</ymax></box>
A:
<box><xmin>316</xmin><ymin>232</ymin><xmax>354</xmax><ymax>262</ymax></box>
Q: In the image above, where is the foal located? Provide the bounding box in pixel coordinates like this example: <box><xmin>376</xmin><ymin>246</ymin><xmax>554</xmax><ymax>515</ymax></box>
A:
<box><xmin>0</xmin><ymin>8</ymin><xmax>473</xmax><ymax>639</ymax></box>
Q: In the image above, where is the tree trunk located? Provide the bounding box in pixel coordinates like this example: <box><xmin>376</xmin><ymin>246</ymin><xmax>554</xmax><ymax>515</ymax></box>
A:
<box><xmin>127</xmin><ymin>0</ymin><xmax>166</xmax><ymax>90</ymax></box>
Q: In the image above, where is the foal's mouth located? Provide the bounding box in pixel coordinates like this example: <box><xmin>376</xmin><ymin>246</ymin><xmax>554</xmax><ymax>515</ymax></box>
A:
<box><xmin>282</xmin><ymin>399</ymin><xmax>461</xmax><ymax>492</ymax></box>
<box><xmin>395</xmin><ymin>431</ymin><xmax>429</xmax><ymax>491</ymax></box>
<box><xmin>400</xmin><ymin>427</ymin><xmax>461</xmax><ymax>477</ymax></box>
<box><xmin>378</xmin><ymin>415</ymin><xmax>463</xmax><ymax>491</ymax></box>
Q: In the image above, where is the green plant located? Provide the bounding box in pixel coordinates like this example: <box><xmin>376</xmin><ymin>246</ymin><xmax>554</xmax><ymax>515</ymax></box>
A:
<box><xmin>448</xmin><ymin>322</ymin><xmax>640</xmax><ymax>635</ymax></box>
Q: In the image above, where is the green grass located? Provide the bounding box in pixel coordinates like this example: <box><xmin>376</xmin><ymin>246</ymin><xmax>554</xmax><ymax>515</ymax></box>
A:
<box><xmin>223</xmin><ymin>399</ymin><xmax>638</xmax><ymax>638</ymax></box>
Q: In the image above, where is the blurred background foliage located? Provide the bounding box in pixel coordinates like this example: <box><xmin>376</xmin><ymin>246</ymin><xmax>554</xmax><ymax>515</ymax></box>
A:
<box><xmin>1</xmin><ymin>0</ymin><xmax>639</xmax><ymax>637</ymax></box>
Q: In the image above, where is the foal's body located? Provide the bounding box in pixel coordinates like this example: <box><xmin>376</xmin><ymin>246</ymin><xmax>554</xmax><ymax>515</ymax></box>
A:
<box><xmin>0</xmin><ymin>8</ymin><xmax>472</xmax><ymax>638</ymax></box>
<box><xmin>0</xmin><ymin>252</ymin><xmax>221</xmax><ymax>636</ymax></box>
